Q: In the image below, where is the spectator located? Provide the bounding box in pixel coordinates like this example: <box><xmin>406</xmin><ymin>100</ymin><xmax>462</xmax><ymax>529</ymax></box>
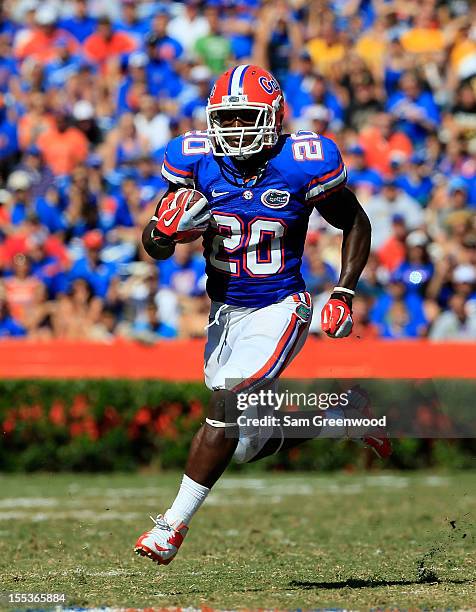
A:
<box><xmin>289</xmin><ymin>71</ymin><xmax>344</xmax><ymax>124</ymax></box>
<box><xmin>36</xmin><ymin>110</ymin><xmax>89</xmax><ymax>176</ymax></box>
<box><xmin>15</xmin><ymin>5</ymin><xmax>79</xmax><ymax>64</ymax></box>
<box><xmin>359</xmin><ymin>112</ymin><xmax>413</xmax><ymax>177</ymax></box>
<box><xmin>300</xmin><ymin>105</ymin><xmax>335</xmax><ymax>140</ymax></box>
<box><xmin>445</xmin><ymin>83</ymin><xmax>476</xmax><ymax>146</ymax></box>
<box><xmin>284</xmin><ymin>51</ymin><xmax>316</xmax><ymax>118</ymax></box>
<box><xmin>114</xmin><ymin>0</ymin><xmax>148</xmax><ymax>44</ymax></box>
<box><xmin>221</xmin><ymin>1</ymin><xmax>254</xmax><ymax>61</ymax></box>
<box><xmin>144</xmin><ymin>34</ymin><xmax>183</xmax><ymax>99</ymax></box>
<box><xmin>0</xmin><ymin>189</ymin><xmax>11</xmax><ymax>233</ymax></box>
<box><xmin>0</xmin><ymin>94</ymin><xmax>19</xmax><ymax>181</ymax></box>
<box><xmin>44</xmin><ymin>37</ymin><xmax>84</xmax><ymax>90</ymax></box>
<box><xmin>133</xmin><ymin>155</ymin><xmax>167</xmax><ymax>204</ymax></box>
<box><xmin>380</xmin><ymin>299</ymin><xmax>422</xmax><ymax>339</ymax></box>
<box><xmin>429</xmin><ymin>293</ymin><xmax>476</xmax><ymax>340</ymax></box>
<box><xmin>158</xmin><ymin>243</ymin><xmax>206</xmax><ymax>299</ymax></box>
<box><xmin>7</xmin><ymin>170</ymin><xmax>35</xmax><ymax>225</ymax></box>
<box><xmin>377</xmin><ymin>214</ymin><xmax>407</xmax><ymax>273</ymax></box>
<box><xmin>182</xmin><ymin>66</ymin><xmax>212</xmax><ymax>119</ymax></box>
<box><xmin>345</xmin><ymin>71</ymin><xmax>383</xmax><ymax>132</ymax></box>
<box><xmin>393</xmin><ymin>231</ymin><xmax>434</xmax><ymax>296</ymax></box>
<box><xmin>67</xmin><ymin>230</ymin><xmax>115</xmax><ymax>299</ymax></box>
<box><xmin>0</xmin><ymin>286</ymin><xmax>26</xmax><ymax>337</ymax></box>
<box><xmin>307</xmin><ymin>18</ymin><xmax>345</xmax><ymax>78</ymax></box>
<box><xmin>254</xmin><ymin>0</ymin><xmax>303</xmax><ymax>83</ymax></box>
<box><xmin>195</xmin><ymin>6</ymin><xmax>232</xmax><ymax>75</ymax></box>
<box><xmin>17</xmin><ymin>92</ymin><xmax>56</xmax><ymax>151</ymax></box>
<box><xmin>386</xmin><ymin>71</ymin><xmax>440</xmax><ymax>145</ymax></box>
<box><xmin>83</xmin><ymin>15</ymin><xmax>137</xmax><ymax>73</ymax></box>
<box><xmin>399</xmin><ymin>8</ymin><xmax>446</xmax><ymax>56</ymax></box>
<box><xmin>354</xmin><ymin>16</ymin><xmax>387</xmax><ymax>76</ymax></box>
<box><xmin>346</xmin><ymin>144</ymin><xmax>383</xmax><ymax>196</ymax></box>
<box><xmin>302</xmin><ymin>244</ymin><xmax>337</xmax><ymax>297</ymax></box>
<box><xmin>3</xmin><ymin>253</ymin><xmax>42</xmax><ymax>325</ymax></box>
<box><xmin>371</xmin><ymin>276</ymin><xmax>427</xmax><ymax>338</ymax></box>
<box><xmin>365</xmin><ymin>180</ymin><xmax>424</xmax><ymax>249</ymax></box>
<box><xmin>134</xmin><ymin>95</ymin><xmax>171</xmax><ymax>152</ymax></box>
<box><xmin>393</xmin><ymin>154</ymin><xmax>433</xmax><ymax>205</ymax></box>
<box><xmin>167</xmin><ymin>0</ymin><xmax>209</xmax><ymax>55</ymax></box>
<box><xmin>102</xmin><ymin>112</ymin><xmax>149</xmax><ymax>173</ymax></box>
<box><xmin>52</xmin><ymin>278</ymin><xmax>103</xmax><ymax>339</ymax></box>
<box><xmin>59</xmin><ymin>0</ymin><xmax>98</xmax><ymax>43</ymax></box>
<box><xmin>146</xmin><ymin>10</ymin><xmax>183</xmax><ymax>62</ymax></box>
<box><xmin>350</xmin><ymin>296</ymin><xmax>379</xmax><ymax>339</ymax></box>
<box><xmin>73</xmin><ymin>100</ymin><xmax>102</xmax><ymax>147</ymax></box>
<box><xmin>132</xmin><ymin>300</ymin><xmax>177</xmax><ymax>342</ymax></box>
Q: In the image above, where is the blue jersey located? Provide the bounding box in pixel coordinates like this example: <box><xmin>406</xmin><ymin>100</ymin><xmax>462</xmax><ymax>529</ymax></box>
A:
<box><xmin>162</xmin><ymin>131</ymin><xmax>347</xmax><ymax>308</ymax></box>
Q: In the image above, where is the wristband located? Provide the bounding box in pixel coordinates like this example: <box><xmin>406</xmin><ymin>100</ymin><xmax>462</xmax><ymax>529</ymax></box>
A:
<box><xmin>333</xmin><ymin>286</ymin><xmax>355</xmax><ymax>296</ymax></box>
<box><xmin>150</xmin><ymin>215</ymin><xmax>158</xmax><ymax>222</ymax></box>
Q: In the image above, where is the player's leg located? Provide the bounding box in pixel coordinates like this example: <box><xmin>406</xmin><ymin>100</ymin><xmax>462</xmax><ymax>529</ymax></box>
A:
<box><xmin>134</xmin><ymin>302</ymin><xmax>243</xmax><ymax>564</ymax></box>
<box><xmin>218</xmin><ymin>292</ymin><xmax>313</xmax><ymax>464</ymax></box>
<box><xmin>247</xmin><ymin>385</ymin><xmax>393</xmax><ymax>462</ymax></box>
<box><xmin>134</xmin><ymin>293</ymin><xmax>318</xmax><ymax>564</ymax></box>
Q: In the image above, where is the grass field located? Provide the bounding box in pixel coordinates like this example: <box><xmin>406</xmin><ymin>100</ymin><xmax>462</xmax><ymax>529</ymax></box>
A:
<box><xmin>0</xmin><ymin>471</ymin><xmax>475</xmax><ymax>610</ymax></box>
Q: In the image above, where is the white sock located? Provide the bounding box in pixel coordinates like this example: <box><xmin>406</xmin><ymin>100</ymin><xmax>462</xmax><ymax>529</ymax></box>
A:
<box><xmin>164</xmin><ymin>474</ymin><xmax>210</xmax><ymax>526</ymax></box>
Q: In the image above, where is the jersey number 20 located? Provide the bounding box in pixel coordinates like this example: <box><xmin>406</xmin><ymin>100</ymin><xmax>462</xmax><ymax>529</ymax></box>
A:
<box><xmin>210</xmin><ymin>214</ymin><xmax>286</xmax><ymax>277</ymax></box>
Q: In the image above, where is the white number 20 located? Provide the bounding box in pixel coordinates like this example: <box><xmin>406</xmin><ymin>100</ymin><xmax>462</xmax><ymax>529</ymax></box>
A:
<box><xmin>210</xmin><ymin>214</ymin><xmax>286</xmax><ymax>277</ymax></box>
<box><xmin>291</xmin><ymin>131</ymin><xmax>324</xmax><ymax>161</ymax></box>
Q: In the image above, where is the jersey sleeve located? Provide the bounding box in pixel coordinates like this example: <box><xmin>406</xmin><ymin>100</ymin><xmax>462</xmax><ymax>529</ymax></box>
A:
<box><xmin>304</xmin><ymin>137</ymin><xmax>347</xmax><ymax>202</ymax></box>
<box><xmin>161</xmin><ymin>135</ymin><xmax>198</xmax><ymax>187</ymax></box>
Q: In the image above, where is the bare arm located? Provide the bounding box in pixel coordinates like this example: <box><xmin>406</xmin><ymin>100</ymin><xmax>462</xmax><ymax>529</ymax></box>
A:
<box><xmin>313</xmin><ymin>187</ymin><xmax>371</xmax><ymax>291</ymax></box>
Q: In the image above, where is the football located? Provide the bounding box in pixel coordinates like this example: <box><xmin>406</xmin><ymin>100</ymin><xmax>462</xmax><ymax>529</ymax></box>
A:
<box><xmin>173</xmin><ymin>188</ymin><xmax>209</xmax><ymax>243</ymax></box>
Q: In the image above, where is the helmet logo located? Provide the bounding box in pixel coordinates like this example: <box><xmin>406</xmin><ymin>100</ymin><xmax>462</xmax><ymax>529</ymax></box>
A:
<box><xmin>221</xmin><ymin>94</ymin><xmax>248</xmax><ymax>104</ymax></box>
<box><xmin>258</xmin><ymin>76</ymin><xmax>280</xmax><ymax>95</ymax></box>
<box><xmin>261</xmin><ymin>189</ymin><xmax>290</xmax><ymax>209</ymax></box>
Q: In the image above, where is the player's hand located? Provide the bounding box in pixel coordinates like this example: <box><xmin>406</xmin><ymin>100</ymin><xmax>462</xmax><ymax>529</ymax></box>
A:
<box><xmin>153</xmin><ymin>189</ymin><xmax>211</xmax><ymax>241</ymax></box>
<box><xmin>321</xmin><ymin>292</ymin><xmax>353</xmax><ymax>338</ymax></box>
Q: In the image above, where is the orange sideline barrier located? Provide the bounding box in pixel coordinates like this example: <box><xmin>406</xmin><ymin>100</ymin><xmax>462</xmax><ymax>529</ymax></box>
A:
<box><xmin>0</xmin><ymin>339</ymin><xmax>474</xmax><ymax>379</ymax></box>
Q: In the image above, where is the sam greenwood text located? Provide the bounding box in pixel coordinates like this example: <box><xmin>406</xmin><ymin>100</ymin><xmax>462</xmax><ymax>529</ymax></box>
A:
<box><xmin>237</xmin><ymin>414</ymin><xmax>387</xmax><ymax>428</ymax></box>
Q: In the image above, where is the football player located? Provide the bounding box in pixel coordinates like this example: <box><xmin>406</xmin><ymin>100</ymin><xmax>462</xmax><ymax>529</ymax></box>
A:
<box><xmin>135</xmin><ymin>64</ymin><xmax>390</xmax><ymax>565</ymax></box>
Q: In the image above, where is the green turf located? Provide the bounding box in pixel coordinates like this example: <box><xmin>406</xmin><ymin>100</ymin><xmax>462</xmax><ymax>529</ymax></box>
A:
<box><xmin>0</xmin><ymin>471</ymin><xmax>475</xmax><ymax>610</ymax></box>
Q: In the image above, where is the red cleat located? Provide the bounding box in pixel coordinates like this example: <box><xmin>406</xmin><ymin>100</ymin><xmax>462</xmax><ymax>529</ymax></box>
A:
<box><xmin>134</xmin><ymin>514</ymin><xmax>188</xmax><ymax>565</ymax></box>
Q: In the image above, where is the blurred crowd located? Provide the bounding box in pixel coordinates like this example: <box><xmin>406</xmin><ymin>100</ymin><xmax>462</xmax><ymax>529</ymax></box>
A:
<box><xmin>1</xmin><ymin>0</ymin><xmax>476</xmax><ymax>341</ymax></box>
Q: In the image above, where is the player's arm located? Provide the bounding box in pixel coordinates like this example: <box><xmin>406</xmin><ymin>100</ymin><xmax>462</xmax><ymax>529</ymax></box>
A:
<box><xmin>141</xmin><ymin>183</ymin><xmax>180</xmax><ymax>261</ymax></box>
<box><xmin>312</xmin><ymin>187</ymin><xmax>371</xmax><ymax>338</ymax></box>
<box><xmin>315</xmin><ymin>187</ymin><xmax>371</xmax><ymax>290</ymax></box>
<box><xmin>142</xmin><ymin>134</ymin><xmax>204</xmax><ymax>261</ymax></box>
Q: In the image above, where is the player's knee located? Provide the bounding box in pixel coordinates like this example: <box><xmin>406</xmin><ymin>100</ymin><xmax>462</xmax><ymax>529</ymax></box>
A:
<box><xmin>206</xmin><ymin>389</ymin><xmax>238</xmax><ymax>425</ymax></box>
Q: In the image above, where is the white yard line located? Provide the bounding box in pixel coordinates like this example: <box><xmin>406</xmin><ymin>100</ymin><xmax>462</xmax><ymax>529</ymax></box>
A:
<box><xmin>0</xmin><ymin>510</ymin><xmax>141</xmax><ymax>522</ymax></box>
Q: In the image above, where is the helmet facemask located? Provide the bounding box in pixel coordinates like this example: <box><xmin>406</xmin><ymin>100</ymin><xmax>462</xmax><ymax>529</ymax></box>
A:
<box><xmin>207</xmin><ymin>95</ymin><xmax>282</xmax><ymax>158</ymax></box>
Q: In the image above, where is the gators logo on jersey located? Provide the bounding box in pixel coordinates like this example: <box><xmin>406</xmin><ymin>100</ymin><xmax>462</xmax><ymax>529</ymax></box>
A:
<box><xmin>296</xmin><ymin>304</ymin><xmax>312</xmax><ymax>322</ymax></box>
<box><xmin>261</xmin><ymin>189</ymin><xmax>290</xmax><ymax>209</ymax></box>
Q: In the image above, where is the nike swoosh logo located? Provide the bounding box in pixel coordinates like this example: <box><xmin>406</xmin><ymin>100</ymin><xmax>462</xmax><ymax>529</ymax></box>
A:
<box><xmin>335</xmin><ymin>305</ymin><xmax>346</xmax><ymax>325</ymax></box>
<box><xmin>162</xmin><ymin>208</ymin><xmax>181</xmax><ymax>227</ymax></box>
<box><xmin>212</xmin><ymin>189</ymin><xmax>229</xmax><ymax>197</ymax></box>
